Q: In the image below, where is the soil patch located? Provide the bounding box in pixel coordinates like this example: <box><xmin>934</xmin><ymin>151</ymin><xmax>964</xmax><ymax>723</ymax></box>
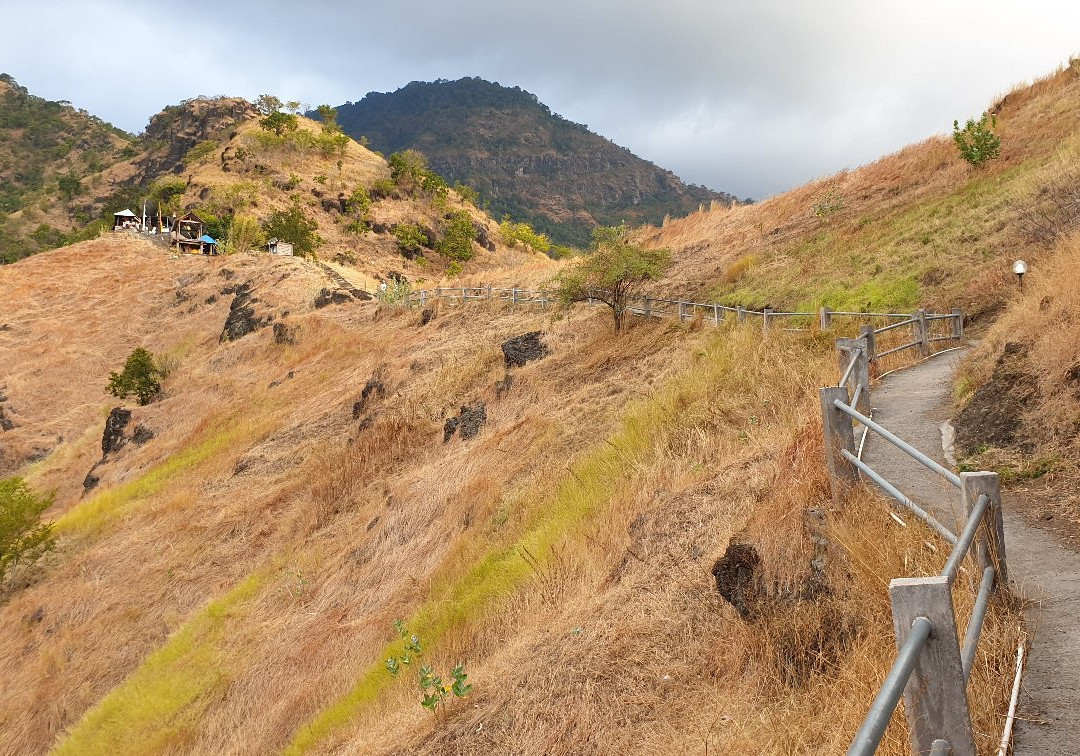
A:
<box><xmin>955</xmin><ymin>341</ymin><xmax>1038</xmax><ymax>454</ymax></box>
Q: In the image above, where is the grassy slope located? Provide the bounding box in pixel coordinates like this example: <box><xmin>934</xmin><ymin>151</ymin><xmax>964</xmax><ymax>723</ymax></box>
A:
<box><xmin>6</xmin><ymin>64</ymin><xmax>1078</xmax><ymax>755</ymax></box>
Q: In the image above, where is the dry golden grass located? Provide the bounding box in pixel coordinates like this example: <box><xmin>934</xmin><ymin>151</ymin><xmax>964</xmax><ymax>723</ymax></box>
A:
<box><xmin>5</xmin><ymin>65</ymin><xmax>1068</xmax><ymax>755</ymax></box>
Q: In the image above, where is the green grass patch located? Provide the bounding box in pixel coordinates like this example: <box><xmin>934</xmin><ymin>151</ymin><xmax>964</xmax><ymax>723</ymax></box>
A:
<box><xmin>51</xmin><ymin>572</ymin><xmax>266</xmax><ymax>755</ymax></box>
<box><xmin>54</xmin><ymin>422</ymin><xmax>254</xmax><ymax>535</ymax></box>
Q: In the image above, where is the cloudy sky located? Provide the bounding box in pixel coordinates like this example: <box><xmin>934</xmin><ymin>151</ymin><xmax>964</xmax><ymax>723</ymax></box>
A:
<box><xmin>2</xmin><ymin>0</ymin><xmax>1078</xmax><ymax>199</ymax></box>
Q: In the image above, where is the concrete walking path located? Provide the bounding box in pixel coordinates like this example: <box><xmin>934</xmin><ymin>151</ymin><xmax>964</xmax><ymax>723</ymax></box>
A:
<box><xmin>862</xmin><ymin>346</ymin><xmax>1080</xmax><ymax>755</ymax></box>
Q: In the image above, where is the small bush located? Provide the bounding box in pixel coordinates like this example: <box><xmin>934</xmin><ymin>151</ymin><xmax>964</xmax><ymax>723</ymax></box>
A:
<box><xmin>107</xmin><ymin>347</ymin><xmax>164</xmax><ymax>405</ymax></box>
<box><xmin>436</xmin><ymin>211</ymin><xmax>476</xmax><ymax>261</ymax></box>
<box><xmin>498</xmin><ymin>219</ymin><xmax>551</xmax><ymax>254</ymax></box>
<box><xmin>263</xmin><ymin>202</ymin><xmax>320</xmax><ymax>256</ymax></box>
<box><xmin>385</xmin><ymin>620</ymin><xmax>471</xmax><ymax>715</ymax></box>
<box><xmin>259</xmin><ymin>111</ymin><xmax>298</xmax><ymax>137</ymax></box>
<box><xmin>953</xmin><ymin>112</ymin><xmax>1001</xmax><ymax>168</ymax></box>
<box><xmin>182</xmin><ymin>140</ymin><xmax>219</xmax><ymax>167</ymax></box>
<box><xmin>370</xmin><ymin>178</ymin><xmax>396</xmax><ymax>200</ymax></box>
<box><xmin>0</xmin><ymin>477</ymin><xmax>55</xmax><ymax>586</ymax></box>
<box><xmin>394</xmin><ymin>223</ymin><xmax>427</xmax><ymax>254</ymax></box>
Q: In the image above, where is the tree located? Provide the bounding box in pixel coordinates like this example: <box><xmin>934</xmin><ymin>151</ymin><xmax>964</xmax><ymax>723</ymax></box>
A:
<box><xmin>394</xmin><ymin>223</ymin><xmax>427</xmax><ymax>255</ymax></box>
<box><xmin>436</xmin><ymin>211</ymin><xmax>477</xmax><ymax>261</ymax></box>
<box><xmin>259</xmin><ymin>111</ymin><xmax>299</xmax><ymax>137</ymax></box>
<box><xmin>254</xmin><ymin>94</ymin><xmax>283</xmax><ymax>116</ymax></box>
<box><xmin>0</xmin><ymin>477</ymin><xmax>55</xmax><ymax>586</ymax></box>
<box><xmin>953</xmin><ymin>112</ymin><xmax>1001</xmax><ymax>168</ymax></box>
<box><xmin>107</xmin><ymin>347</ymin><xmax>164</xmax><ymax>405</ymax></box>
<box><xmin>552</xmin><ymin>224</ymin><xmax>670</xmax><ymax>333</ymax></box>
<box><xmin>285</xmin><ymin>100</ymin><xmax>302</xmax><ymax>115</ymax></box>
<box><xmin>263</xmin><ymin>203</ymin><xmax>320</xmax><ymax>256</ymax></box>
<box><xmin>225</xmin><ymin>214</ymin><xmax>264</xmax><ymax>254</ymax></box>
<box><xmin>315</xmin><ymin>104</ymin><xmax>339</xmax><ymax>131</ymax></box>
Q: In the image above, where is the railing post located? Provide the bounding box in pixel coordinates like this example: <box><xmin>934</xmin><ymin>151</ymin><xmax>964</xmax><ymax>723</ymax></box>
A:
<box><xmin>819</xmin><ymin>386</ymin><xmax>858</xmax><ymax>505</ymax></box>
<box><xmin>737</xmin><ymin>306</ymin><xmax>746</xmax><ymax>323</ymax></box>
<box><xmin>488</xmin><ymin>285</ymin><xmax>493</xmax><ymax>299</ymax></box>
<box><xmin>859</xmin><ymin>325</ymin><xmax>876</xmax><ymax>368</ymax></box>
<box><xmin>713</xmin><ymin>303</ymin><xmax>720</xmax><ymax>326</ymax></box>
<box><xmin>677</xmin><ymin>300</ymin><xmax>685</xmax><ymax>322</ymax></box>
<box><xmin>889</xmin><ymin>575</ymin><xmax>976</xmax><ymax>756</ymax></box>
<box><xmin>436</xmin><ymin>286</ymin><xmax>442</xmax><ymax>301</ymax></box>
<box><xmin>819</xmin><ymin>306</ymin><xmax>832</xmax><ymax>330</ymax></box>
<box><xmin>837</xmin><ymin>337</ymin><xmax>871</xmax><ymax>415</ymax></box>
<box><xmin>511</xmin><ymin>288</ymin><xmax>518</xmax><ymax>305</ymax></box>
<box><xmin>916</xmin><ymin>308</ymin><xmax>930</xmax><ymax>357</ymax></box>
<box><xmin>762</xmin><ymin>307</ymin><xmax>773</xmax><ymax>333</ymax></box>
<box><xmin>960</xmin><ymin>472</ymin><xmax>1007</xmax><ymax>587</ymax></box>
<box><xmin>419</xmin><ymin>290</ymin><xmax>426</xmax><ymax>307</ymax></box>
<box><xmin>643</xmin><ymin>296</ymin><xmax>651</xmax><ymax>319</ymax></box>
<box><xmin>951</xmin><ymin>308</ymin><xmax>964</xmax><ymax>341</ymax></box>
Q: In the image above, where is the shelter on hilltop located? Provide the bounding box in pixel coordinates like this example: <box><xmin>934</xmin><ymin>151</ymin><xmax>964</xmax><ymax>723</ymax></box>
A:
<box><xmin>112</xmin><ymin>209</ymin><xmax>139</xmax><ymax>231</ymax></box>
<box><xmin>173</xmin><ymin>212</ymin><xmax>205</xmax><ymax>254</ymax></box>
<box><xmin>267</xmin><ymin>238</ymin><xmax>294</xmax><ymax>256</ymax></box>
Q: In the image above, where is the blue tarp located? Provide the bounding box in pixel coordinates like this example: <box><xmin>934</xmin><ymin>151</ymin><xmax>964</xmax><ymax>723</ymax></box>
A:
<box><xmin>199</xmin><ymin>235</ymin><xmax>216</xmax><ymax>244</ymax></box>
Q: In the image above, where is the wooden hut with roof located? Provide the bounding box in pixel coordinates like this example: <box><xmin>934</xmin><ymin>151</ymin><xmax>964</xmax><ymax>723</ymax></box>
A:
<box><xmin>112</xmin><ymin>209</ymin><xmax>139</xmax><ymax>231</ymax></box>
<box><xmin>173</xmin><ymin>212</ymin><xmax>205</xmax><ymax>254</ymax></box>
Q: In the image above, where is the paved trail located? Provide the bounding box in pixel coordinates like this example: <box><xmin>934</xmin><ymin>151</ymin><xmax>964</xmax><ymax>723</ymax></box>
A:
<box><xmin>863</xmin><ymin>347</ymin><xmax>1080</xmax><ymax>755</ymax></box>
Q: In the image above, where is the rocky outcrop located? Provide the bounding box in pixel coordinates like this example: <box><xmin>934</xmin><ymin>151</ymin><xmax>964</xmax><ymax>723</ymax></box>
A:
<box><xmin>101</xmin><ymin>407</ymin><xmax>131</xmax><ymax>456</ymax></box>
<box><xmin>136</xmin><ymin>97</ymin><xmax>257</xmax><ymax>181</ymax></box>
<box><xmin>221</xmin><ymin>282</ymin><xmax>267</xmax><ymax>341</ymax></box>
<box><xmin>501</xmin><ymin>332</ymin><xmax>548</xmax><ymax>368</ymax></box>
<box><xmin>444</xmin><ymin>403</ymin><xmax>486</xmax><ymax>442</ymax></box>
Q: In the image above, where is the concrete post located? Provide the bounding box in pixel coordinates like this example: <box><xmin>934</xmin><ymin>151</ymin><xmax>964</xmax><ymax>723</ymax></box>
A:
<box><xmin>951</xmin><ymin>308</ymin><xmax>964</xmax><ymax>341</ymax></box>
<box><xmin>488</xmin><ymin>285</ymin><xmax>493</xmax><ymax>299</ymax></box>
<box><xmin>678</xmin><ymin>300</ymin><xmax>685</xmax><ymax>322</ymax></box>
<box><xmin>819</xmin><ymin>386</ymin><xmax>858</xmax><ymax>505</ymax></box>
<box><xmin>713</xmin><ymin>303</ymin><xmax>720</xmax><ymax>326</ymax></box>
<box><xmin>737</xmin><ymin>306</ymin><xmax>746</xmax><ymax>323</ymax></box>
<box><xmin>860</xmin><ymin>325</ymin><xmax>877</xmax><ymax>367</ymax></box>
<box><xmin>511</xmin><ymin>288</ymin><xmax>518</xmax><ymax>305</ymax></box>
<box><xmin>419</xmin><ymin>290</ymin><xmax>426</xmax><ymax>307</ymax></box>
<box><xmin>889</xmin><ymin>575</ymin><xmax>976</xmax><ymax>756</ymax></box>
<box><xmin>762</xmin><ymin>307</ymin><xmax>773</xmax><ymax>333</ymax></box>
<box><xmin>916</xmin><ymin>309</ymin><xmax>930</xmax><ymax>357</ymax></box>
<box><xmin>960</xmin><ymin>472</ymin><xmax>1007</xmax><ymax>587</ymax></box>
<box><xmin>435</xmin><ymin>287</ymin><xmax>442</xmax><ymax>303</ymax></box>
<box><xmin>819</xmin><ymin>306</ymin><xmax>832</xmax><ymax>331</ymax></box>
<box><xmin>836</xmin><ymin>337</ymin><xmax>870</xmax><ymax>415</ymax></box>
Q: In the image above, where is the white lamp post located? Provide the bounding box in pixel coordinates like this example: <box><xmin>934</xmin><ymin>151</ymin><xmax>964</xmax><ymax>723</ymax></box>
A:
<box><xmin>1012</xmin><ymin>260</ymin><xmax>1028</xmax><ymax>293</ymax></box>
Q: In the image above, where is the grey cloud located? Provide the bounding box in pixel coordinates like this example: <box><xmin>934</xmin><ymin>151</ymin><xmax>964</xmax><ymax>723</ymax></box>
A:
<box><xmin>2</xmin><ymin>0</ymin><xmax>1078</xmax><ymax>198</ymax></box>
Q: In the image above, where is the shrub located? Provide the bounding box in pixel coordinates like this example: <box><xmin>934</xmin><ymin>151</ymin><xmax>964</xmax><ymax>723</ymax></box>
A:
<box><xmin>259</xmin><ymin>111</ymin><xmax>298</xmax><ymax>137</ymax></box>
<box><xmin>0</xmin><ymin>477</ymin><xmax>55</xmax><ymax>586</ymax></box>
<box><xmin>453</xmin><ymin>182</ymin><xmax>479</xmax><ymax>206</ymax></box>
<box><xmin>347</xmin><ymin>185</ymin><xmax>371</xmax><ymax>218</ymax></box>
<box><xmin>551</xmin><ymin>224</ymin><xmax>670</xmax><ymax>334</ymax></box>
<box><xmin>370</xmin><ymin>178</ymin><xmax>396</xmax><ymax>200</ymax></box>
<box><xmin>385</xmin><ymin>621</ymin><xmax>471</xmax><ymax>714</ymax></box>
<box><xmin>953</xmin><ymin>112</ymin><xmax>1001</xmax><ymax>168</ymax></box>
<box><xmin>107</xmin><ymin>347</ymin><xmax>164</xmax><ymax>405</ymax></box>
<box><xmin>436</xmin><ymin>211</ymin><xmax>476</xmax><ymax>261</ymax></box>
<box><xmin>498</xmin><ymin>219</ymin><xmax>551</xmax><ymax>254</ymax></box>
<box><xmin>58</xmin><ymin>173</ymin><xmax>83</xmax><ymax>199</ymax></box>
<box><xmin>263</xmin><ymin>203</ymin><xmax>320</xmax><ymax>256</ymax></box>
<box><xmin>182</xmin><ymin>140</ymin><xmax>219</xmax><ymax>167</ymax></box>
<box><xmin>224</xmin><ymin>214</ymin><xmax>265</xmax><ymax>254</ymax></box>
<box><xmin>394</xmin><ymin>223</ymin><xmax>427</xmax><ymax>254</ymax></box>
<box><xmin>446</xmin><ymin>261</ymin><xmax>463</xmax><ymax>277</ymax></box>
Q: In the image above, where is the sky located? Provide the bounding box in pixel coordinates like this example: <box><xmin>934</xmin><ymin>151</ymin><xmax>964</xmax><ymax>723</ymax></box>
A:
<box><xmin>2</xmin><ymin>0</ymin><xmax>1078</xmax><ymax>199</ymax></box>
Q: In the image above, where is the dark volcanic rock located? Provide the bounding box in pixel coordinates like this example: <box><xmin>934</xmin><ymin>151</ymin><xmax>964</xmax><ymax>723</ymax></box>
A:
<box><xmin>711</xmin><ymin>542</ymin><xmax>763</xmax><ymax>620</ymax></box>
<box><xmin>221</xmin><ymin>282</ymin><xmax>266</xmax><ymax>342</ymax></box>
<box><xmin>273</xmin><ymin>322</ymin><xmax>298</xmax><ymax>345</ymax></box>
<box><xmin>443</xmin><ymin>403</ymin><xmax>487</xmax><ymax>442</ymax></box>
<box><xmin>131</xmin><ymin>424</ymin><xmax>155</xmax><ymax>445</ymax></box>
<box><xmin>501</xmin><ymin>331</ymin><xmax>548</xmax><ymax>368</ymax></box>
<box><xmin>102</xmin><ymin>407</ymin><xmax>131</xmax><ymax>456</ymax></box>
<box><xmin>83</xmin><ymin>467</ymin><xmax>100</xmax><ymax>491</ymax></box>
<box><xmin>353</xmin><ymin>372</ymin><xmax>387</xmax><ymax>418</ymax></box>
<box><xmin>314</xmin><ymin>288</ymin><xmax>352</xmax><ymax>308</ymax></box>
<box><xmin>419</xmin><ymin>307</ymin><xmax>436</xmax><ymax>326</ymax></box>
<box><xmin>0</xmin><ymin>405</ymin><xmax>13</xmax><ymax>431</ymax></box>
<box><xmin>474</xmin><ymin>222</ymin><xmax>496</xmax><ymax>251</ymax></box>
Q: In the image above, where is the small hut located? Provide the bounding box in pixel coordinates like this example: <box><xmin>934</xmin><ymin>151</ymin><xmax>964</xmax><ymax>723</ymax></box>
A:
<box><xmin>267</xmin><ymin>238</ymin><xmax>294</xmax><ymax>256</ymax></box>
<box><xmin>174</xmin><ymin>212</ymin><xmax>205</xmax><ymax>254</ymax></box>
<box><xmin>199</xmin><ymin>235</ymin><xmax>218</xmax><ymax>255</ymax></box>
<box><xmin>113</xmin><ymin>209</ymin><xmax>139</xmax><ymax>231</ymax></box>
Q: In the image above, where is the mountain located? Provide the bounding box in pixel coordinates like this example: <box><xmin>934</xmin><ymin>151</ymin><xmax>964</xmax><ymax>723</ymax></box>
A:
<box><xmin>0</xmin><ymin>74</ymin><xmax>136</xmax><ymax>262</ymax></box>
<box><xmin>5</xmin><ymin>62</ymin><xmax>1080</xmax><ymax>755</ymax></box>
<box><xmin>332</xmin><ymin>77</ymin><xmax>740</xmax><ymax>246</ymax></box>
<box><xmin>0</xmin><ymin>79</ymin><xmax>536</xmax><ymax>283</ymax></box>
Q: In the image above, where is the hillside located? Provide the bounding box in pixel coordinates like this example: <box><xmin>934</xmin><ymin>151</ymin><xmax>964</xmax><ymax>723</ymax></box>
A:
<box><xmin>7</xmin><ymin>63</ymin><xmax>1080</xmax><ymax>755</ymax></box>
<box><xmin>332</xmin><ymin>77</ymin><xmax>739</xmax><ymax>246</ymax></box>
<box><xmin>0</xmin><ymin>75</ymin><xmax>136</xmax><ymax>262</ymax></box>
